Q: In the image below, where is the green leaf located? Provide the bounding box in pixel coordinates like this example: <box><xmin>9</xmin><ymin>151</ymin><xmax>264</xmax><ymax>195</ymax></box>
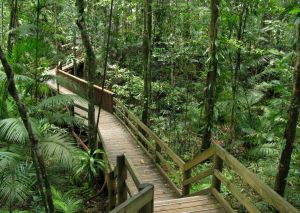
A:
<box><xmin>289</xmin><ymin>8</ymin><xmax>300</xmax><ymax>15</ymax></box>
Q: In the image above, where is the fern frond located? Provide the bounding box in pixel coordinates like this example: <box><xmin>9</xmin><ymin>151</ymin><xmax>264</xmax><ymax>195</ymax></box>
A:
<box><xmin>249</xmin><ymin>143</ymin><xmax>278</xmax><ymax>158</ymax></box>
<box><xmin>52</xmin><ymin>187</ymin><xmax>82</xmax><ymax>213</ymax></box>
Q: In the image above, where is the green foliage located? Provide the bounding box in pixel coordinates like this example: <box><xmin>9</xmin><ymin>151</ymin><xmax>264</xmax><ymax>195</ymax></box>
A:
<box><xmin>0</xmin><ymin>118</ymin><xmax>29</xmax><ymax>144</ymax></box>
<box><xmin>0</xmin><ymin>150</ymin><xmax>34</xmax><ymax>208</ymax></box>
<box><xmin>74</xmin><ymin>149</ymin><xmax>105</xmax><ymax>184</ymax></box>
<box><xmin>52</xmin><ymin>187</ymin><xmax>83</xmax><ymax>213</ymax></box>
<box><xmin>39</xmin><ymin>133</ymin><xmax>77</xmax><ymax>170</ymax></box>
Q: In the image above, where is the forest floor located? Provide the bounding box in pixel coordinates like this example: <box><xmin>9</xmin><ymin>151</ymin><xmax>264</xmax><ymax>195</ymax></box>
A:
<box><xmin>83</xmin><ymin>193</ymin><xmax>108</xmax><ymax>213</ymax></box>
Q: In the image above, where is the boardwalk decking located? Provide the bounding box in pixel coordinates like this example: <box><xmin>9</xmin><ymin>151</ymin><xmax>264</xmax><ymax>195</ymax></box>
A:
<box><xmin>47</xmin><ymin>69</ymin><xmax>225</xmax><ymax>212</ymax></box>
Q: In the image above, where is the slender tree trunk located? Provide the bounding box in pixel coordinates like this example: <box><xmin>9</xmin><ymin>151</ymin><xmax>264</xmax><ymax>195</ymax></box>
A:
<box><xmin>230</xmin><ymin>4</ymin><xmax>248</xmax><ymax>143</ymax></box>
<box><xmin>34</xmin><ymin>0</ymin><xmax>40</xmax><ymax>103</ymax></box>
<box><xmin>76</xmin><ymin>0</ymin><xmax>97</xmax><ymax>152</ymax></box>
<box><xmin>0</xmin><ymin>46</ymin><xmax>54</xmax><ymax>212</ymax></box>
<box><xmin>1</xmin><ymin>1</ymin><xmax>4</xmax><ymax>45</ymax></box>
<box><xmin>2</xmin><ymin>0</ymin><xmax>18</xmax><ymax>119</ymax></box>
<box><xmin>7</xmin><ymin>0</ymin><xmax>18</xmax><ymax>56</ymax></box>
<box><xmin>274</xmin><ymin>17</ymin><xmax>300</xmax><ymax>196</ymax></box>
<box><xmin>201</xmin><ymin>0</ymin><xmax>220</xmax><ymax>151</ymax></box>
<box><xmin>142</xmin><ymin>0</ymin><xmax>152</xmax><ymax>126</ymax></box>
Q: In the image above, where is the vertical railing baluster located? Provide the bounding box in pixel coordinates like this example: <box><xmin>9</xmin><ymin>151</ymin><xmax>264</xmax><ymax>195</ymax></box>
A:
<box><xmin>155</xmin><ymin>143</ymin><xmax>161</xmax><ymax>164</ymax></box>
<box><xmin>138</xmin><ymin>183</ymin><xmax>154</xmax><ymax>213</ymax></box>
<box><xmin>108</xmin><ymin>170</ymin><xmax>116</xmax><ymax>210</ymax></box>
<box><xmin>182</xmin><ymin>168</ymin><xmax>191</xmax><ymax>196</ymax></box>
<box><xmin>211</xmin><ymin>145</ymin><xmax>223</xmax><ymax>192</ymax></box>
<box><xmin>117</xmin><ymin>155</ymin><xmax>127</xmax><ymax>204</ymax></box>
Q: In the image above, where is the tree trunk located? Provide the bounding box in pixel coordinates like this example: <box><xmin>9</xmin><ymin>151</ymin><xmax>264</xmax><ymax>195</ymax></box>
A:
<box><xmin>230</xmin><ymin>3</ymin><xmax>248</xmax><ymax>143</ymax></box>
<box><xmin>0</xmin><ymin>46</ymin><xmax>54</xmax><ymax>212</ymax></box>
<box><xmin>1</xmin><ymin>1</ymin><xmax>4</xmax><ymax>45</ymax></box>
<box><xmin>1</xmin><ymin>0</ymin><xmax>18</xmax><ymax>118</ymax></box>
<box><xmin>76</xmin><ymin>0</ymin><xmax>97</xmax><ymax>152</ymax></box>
<box><xmin>201</xmin><ymin>0</ymin><xmax>220</xmax><ymax>151</ymax></box>
<box><xmin>7</xmin><ymin>0</ymin><xmax>18</xmax><ymax>56</ymax></box>
<box><xmin>142</xmin><ymin>0</ymin><xmax>152</xmax><ymax>126</ymax></box>
<box><xmin>274</xmin><ymin>16</ymin><xmax>300</xmax><ymax>196</ymax></box>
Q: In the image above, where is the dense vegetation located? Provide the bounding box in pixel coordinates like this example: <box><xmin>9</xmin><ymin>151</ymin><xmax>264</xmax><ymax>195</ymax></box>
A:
<box><xmin>0</xmin><ymin>0</ymin><xmax>299</xmax><ymax>212</ymax></box>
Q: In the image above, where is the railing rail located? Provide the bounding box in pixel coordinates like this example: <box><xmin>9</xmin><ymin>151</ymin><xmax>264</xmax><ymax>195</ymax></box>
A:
<box><xmin>113</xmin><ymin>97</ymin><xmax>184</xmax><ymax>196</ymax></box>
<box><xmin>56</xmin><ymin>67</ymin><xmax>114</xmax><ymax>112</ymax></box>
<box><xmin>212</xmin><ymin>144</ymin><xmax>299</xmax><ymax>213</ymax></box>
<box><xmin>108</xmin><ymin>154</ymin><xmax>154</xmax><ymax>213</ymax></box>
<box><xmin>113</xmin><ymin>98</ymin><xmax>300</xmax><ymax>213</ymax></box>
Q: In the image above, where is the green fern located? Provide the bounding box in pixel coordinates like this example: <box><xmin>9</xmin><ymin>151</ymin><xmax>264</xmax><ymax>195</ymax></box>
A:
<box><xmin>248</xmin><ymin>143</ymin><xmax>278</xmax><ymax>158</ymax></box>
<box><xmin>52</xmin><ymin>187</ymin><xmax>83</xmax><ymax>213</ymax></box>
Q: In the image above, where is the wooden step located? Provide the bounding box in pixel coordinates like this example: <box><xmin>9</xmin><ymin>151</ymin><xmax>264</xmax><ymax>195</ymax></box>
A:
<box><xmin>154</xmin><ymin>195</ymin><xmax>225</xmax><ymax>213</ymax></box>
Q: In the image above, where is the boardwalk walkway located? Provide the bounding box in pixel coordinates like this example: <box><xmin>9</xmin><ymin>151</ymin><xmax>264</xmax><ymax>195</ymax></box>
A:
<box><xmin>47</xmin><ymin>67</ymin><xmax>225</xmax><ymax>212</ymax></box>
<box><xmin>47</xmin><ymin>64</ymin><xmax>300</xmax><ymax>213</ymax></box>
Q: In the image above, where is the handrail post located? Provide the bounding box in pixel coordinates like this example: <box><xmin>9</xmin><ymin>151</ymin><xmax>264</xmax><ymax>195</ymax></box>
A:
<box><xmin>56</xmin><ymin>62</ymin><xmax>62</xmax><ymax>93</ymax></box>
<box><xmin>182</xmin><ymin>168</ymin><xmax>191</xmax><ymax>196</ymax></box>
<box><xmin>70</xmin><ymin>101</ymin><xmax>75</xmax><ymax>117</ymax></box>
<box><xmin>155</xmin><ymin>143</ymin><xmax>161</xmax><ymax>164</ymax></box>
<box><xmin>211</xmin><ymin>146</ymin><xmax>223</xmax><ymax>192</ymax></box>
<box><xmin>108</xmin><ymin>170</ymin><xmax>116</xmax><ymax>210</ymax></box>
<box><xmin>117</xmin><ymin>155</ymin><xmax>127</xmax><ymax>204</ymax></box>
<box><xmin>138</xmin><ymin>184</ymin><xmax>154</xmax><ymax>213</ymax></box>
<box><xmin>112</xmin><ymin>95</ymin><xmax>116</xmax><ymax>113</ymax></box>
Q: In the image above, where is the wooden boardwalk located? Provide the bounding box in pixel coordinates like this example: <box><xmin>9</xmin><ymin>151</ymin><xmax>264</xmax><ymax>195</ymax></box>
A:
<box><xmin>47</xmin><ymin>68</ymin><xmax>225</xmax><ymax>212</ymax></box>
<box><xmin>48</xmin><ymin>65</ymin><xmax>300</xmax><ymax>213</ymax></box>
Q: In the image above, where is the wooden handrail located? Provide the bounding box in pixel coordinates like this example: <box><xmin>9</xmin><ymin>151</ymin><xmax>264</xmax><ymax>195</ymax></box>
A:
<box><xmin>213</xmin><ymin>144</ymin><xmax>299</xmax><ymax>213</ymax></box>
<box><xmin>57</xmin><ymin>69</ymin><xmax>114</xmax><ymax>112</ymax></box>
<box><xmin>113</xmin><ymin>98</ymin><xmax>185</xmax><ymax>169</ymax></box>
<box><xmin>113</xmin><ymin>98</ymin><xmax>184</xmax><ymax>196</ymax></box>
<box><xmin>109</xmin><ymin>183</ymin><xmax>154</xmax><ymax>213</ymax></box>
<box><xmin>108</xmin><ymin>154</ymin><xmax>154</xmax><ymax>213</ymax></box>
<box><xmin>179</xmin><ymin>143</ymin><xmax>299</xmax><ymax>212</ymax></box>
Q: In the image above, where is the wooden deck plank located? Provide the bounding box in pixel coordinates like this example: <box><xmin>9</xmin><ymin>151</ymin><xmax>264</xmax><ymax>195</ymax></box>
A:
<box><xmin>154</xmin><ymin>196</ymin><xmax>225</xmax><ymax>213</ymax></box>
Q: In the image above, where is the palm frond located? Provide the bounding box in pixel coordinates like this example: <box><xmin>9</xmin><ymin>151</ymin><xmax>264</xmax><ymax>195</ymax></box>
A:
<box><xmin>37</xmin><ymin>94</ymin><xmax>85</xmax><ymax>110</ymax></box>
<box><xmin>0</xmin><ymin>118</ymin><xmax>28</xmax><ymax>144</ymax></box>
<box><xmin>39</xmin><ymin>133</ymin><xmax>77</xmax><ymax>169</ymax></box>
<box><xmin>0</xmin><ymin>71</ymin><xmax>34</xmax><ymax>84</ymax></box>
<box><xmin>0</xmin><ymin>151</ymin><xmax>21</xmax><ymax>170</ymax></box>
<box><xmin>48</xmin><ymin>112</ymin><xmax>83</xmax><ymax>127</ymax></box>
<box><xmin>0</xmin><ymin>161</ymin><xmax>34</xmax><ymax>206</ymax></box>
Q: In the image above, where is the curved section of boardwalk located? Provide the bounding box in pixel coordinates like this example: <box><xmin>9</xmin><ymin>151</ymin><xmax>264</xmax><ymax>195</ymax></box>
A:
<box><xmin>47</xmin><ymin>68</ymin><xmax>225</xmax><ymax>212</ymax></box>
<box><xmin>47</xmin><ymin>73</ymin><xmax>177</xmax><ymax>200</ymax></box>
